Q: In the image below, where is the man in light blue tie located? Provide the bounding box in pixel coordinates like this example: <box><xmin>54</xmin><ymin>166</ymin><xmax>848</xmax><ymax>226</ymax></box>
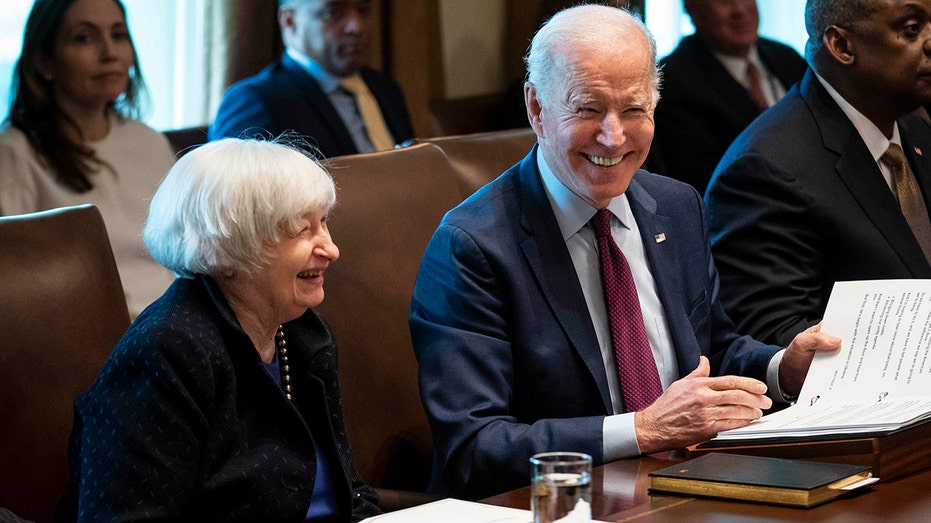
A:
<box><xmin>209</xmin><ymin>0</ymin><xmax>414</xmax><ymax>158</ymax></box>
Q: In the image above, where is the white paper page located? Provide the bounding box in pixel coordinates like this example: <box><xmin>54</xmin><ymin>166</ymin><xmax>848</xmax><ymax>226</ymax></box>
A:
<box><xmin>360</xmin><ymin>498</ymin><xmax>531</xmax><ymax>523</ymax></box>
<box><xmin>713</xmin><ymin>280</ymin><xmax>931</xmax><ymax>441</ymax></box>
<box><xmin>360</xmin><ymin>498</ymin><xmax>611</xmax><ymax>523</ymax></box>
<box><xmin>799</xmin><ymin>279</ymin><xmax>931</xmax><ymax>404</ymax></box>
<box><xmin>715</xmin><ymin>396</ymin><xmax>931</xmax><ymax>439</ymax></box>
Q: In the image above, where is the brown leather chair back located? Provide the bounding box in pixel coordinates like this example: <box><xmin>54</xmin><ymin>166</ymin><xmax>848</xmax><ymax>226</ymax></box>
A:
<box><xmin>426</xmin><ymin>128</ymin><xmax>537</xmax><ymax>197</ymax></box>
<box><xmin>0</xmin><ymin>205</ymin><xmax>130</xmax><ymax>523</ymax></box>
<box><xmin>317</xmin><ymin>143</ymin><xmax>463</xmax><ymax>493</ymax></box>
<box><xmin>163</xmin><ymin>126</ymin><xmax>208</xmax><ymax>157</ymax></box>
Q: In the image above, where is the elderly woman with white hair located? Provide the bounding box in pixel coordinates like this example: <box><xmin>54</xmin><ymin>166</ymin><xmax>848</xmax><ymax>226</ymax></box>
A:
<box><xmin>56</xmin><ymin>138</ymin><xmax>380</xmax><ymax>522</ymax></box>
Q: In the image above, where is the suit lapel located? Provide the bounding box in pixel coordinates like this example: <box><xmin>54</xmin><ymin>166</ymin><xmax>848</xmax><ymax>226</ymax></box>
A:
<box><xmin>683</xmin><ymin>36</ymin><xmax>761</xmax><ymax>119</ymax></box>
<box><xmin>802</xmin><ymin>73</ymin><xmax>931</xmax><ymax>275</ymax></box>
<box><xmin>515</xmin><ymin>150</ymin><xmax>613</xmax><ymax>412</ymax></box>
<box><xmin>899</xmin><ymin>116</ymin><xmax>931</xmax><ymax>213</ymax></box>
<box><xmin>758</xmin><ymin>39</ymin><xmax>803</xmax><ymax>92</ymax></box>
<box><xmin>625</xmin><ymin>178</ymin><xmax>699</xmax><ymax>378</ymax></box>
<box><xmin>360</xmin><ymin>68</ymin><xmax>402</xmax><ymax>144</ymax></box>
<box><xmin>280</xmin><ymin>54</ymin><xmax>358</xmax><ymax>154</ymax></box>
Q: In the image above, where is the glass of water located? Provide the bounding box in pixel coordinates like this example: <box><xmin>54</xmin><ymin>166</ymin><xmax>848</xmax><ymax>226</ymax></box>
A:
<box><xmin>530</xmin><ymin>452</ymin><xmax>592</xmax><ymax>523</ymax></box>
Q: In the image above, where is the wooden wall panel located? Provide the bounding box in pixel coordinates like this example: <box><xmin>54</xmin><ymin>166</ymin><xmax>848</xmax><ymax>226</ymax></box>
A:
<box><xmin>382</xmin><ymin>0</ymin><xmax>443</xmax><ymax>138</ymax></box>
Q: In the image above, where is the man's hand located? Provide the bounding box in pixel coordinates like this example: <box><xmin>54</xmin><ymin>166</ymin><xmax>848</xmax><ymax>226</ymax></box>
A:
<box><xmin>633</xmin><ymin>356</ymin><xmax>771</xmax><ymax>454</ymax></box>
<box><xmin>779</xmin><ymin>323</ymin><xmax>842</xmax><ymax>397</ymax></box>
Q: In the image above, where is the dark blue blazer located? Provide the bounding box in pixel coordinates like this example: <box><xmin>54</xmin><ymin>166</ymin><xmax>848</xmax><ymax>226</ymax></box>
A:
<box><xmin>409</xmin><ymin>147</ymin><xmax>782</xmax><ymax>499</ymax></box>
<box><xmin>208</xmin><ymin>53</ymin><xmax>414</xmax><ymax>159</ymax></box>
<box><xmin>56</xmin><ymin>275</ymin><xmax>380</xmax><ymax>522</ymax></box>
<box><xmin>707</xmin><ymin>68</ymin><xmax>931</xmax><ymax>346</ymax></box>
<box><xmin>652</xmin><ymin>35</ymin><xmax>807</xmax><ymax>194</ymax></box>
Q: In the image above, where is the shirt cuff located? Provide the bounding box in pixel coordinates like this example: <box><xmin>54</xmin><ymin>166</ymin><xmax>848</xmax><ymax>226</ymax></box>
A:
<box><xmin>603</xmin><ymin>412</ymin><xmax>641</xmax><ymax>461</ymax></box>
<box><xmin>767</xmin><ymin>349</ymin><xmax>796</xmax><ymax>403</ymax></box>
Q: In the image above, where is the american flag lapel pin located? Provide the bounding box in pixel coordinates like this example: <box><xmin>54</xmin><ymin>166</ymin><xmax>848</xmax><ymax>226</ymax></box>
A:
<box><xmin>655</xmin><ymin>233</ymin><xmax>666</xmax><ymax>243</ymax></box>
<box><xmin>916</xmin><ymin>146</ymin><xmax>923</xmax><ymax>156</ymax></box>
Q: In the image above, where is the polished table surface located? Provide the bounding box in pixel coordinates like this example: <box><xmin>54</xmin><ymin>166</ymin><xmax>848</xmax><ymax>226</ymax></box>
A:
<box><xmin>480</xmin><ymin>453</ymin><xmax>931</xmax><ymax>522</ymax></box>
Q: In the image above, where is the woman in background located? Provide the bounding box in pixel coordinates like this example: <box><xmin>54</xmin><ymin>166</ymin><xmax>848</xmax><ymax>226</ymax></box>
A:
<box><xmin>56</xmin><ymin>138</ymin><xmax>381</xmax><ymax>522</ymax></box>
<box><xmin>0</xmin><ymin>0</ymin><xmax>175</xmax><ymax>317</ymax></box>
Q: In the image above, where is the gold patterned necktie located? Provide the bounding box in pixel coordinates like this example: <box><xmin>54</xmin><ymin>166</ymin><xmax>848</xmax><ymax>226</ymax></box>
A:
<box><xmin>592</xmin><ymin>209</ymin><xmax>662</xmax><ymax>412</ymax></box>
<box><xmin>340</xmin><ymin>74</ymin><xmax>396</xmax><ymax>151</ymax></box>
<box><xmin>745</xmin><ymin>60</ymin><xmax>769</xmax><ymax>111</ymax></box>
<box><xmin>882</xmin><ymin>143</ymin><xmax>931</xmax><ymax>264</ymax></box>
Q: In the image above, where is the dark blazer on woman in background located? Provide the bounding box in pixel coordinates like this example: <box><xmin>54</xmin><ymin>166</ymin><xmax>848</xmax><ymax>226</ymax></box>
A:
<box><xmin>208</xmin><ymin>53</ymin><xmax>414</xmax><ymax>159</ymax></box>
<box><xmin>652</xmin><ymin>35</ymin><xmax>807</xmax><ymax>194</ymax></box>
<box><xmin>56</xmin><ymin>275</ymin><xmax>380</xmax><ymax>522</ymax></box>
<box><xmin>706</xmin><ymin>69</ymin><xmax>931</xmax><ymax>347</ymax></box>
<box><xmin>410</xmin><ymin>146</ymin><xmax>783</xmax><ymax>500</ymax></box>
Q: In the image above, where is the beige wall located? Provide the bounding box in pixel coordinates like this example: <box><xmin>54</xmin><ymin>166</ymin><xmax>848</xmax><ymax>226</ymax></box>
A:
<box><xmin>438</xmin><ymin>0</ymin><xmax>507</xmax><ymax>98</ymax></box>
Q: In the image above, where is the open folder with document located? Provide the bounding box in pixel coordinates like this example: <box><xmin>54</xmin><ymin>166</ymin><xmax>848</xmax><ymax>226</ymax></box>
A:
<box><xmin>712</xmin><ymin>279</ymin><xmax>931</xmax><ymax>443</ymax></box>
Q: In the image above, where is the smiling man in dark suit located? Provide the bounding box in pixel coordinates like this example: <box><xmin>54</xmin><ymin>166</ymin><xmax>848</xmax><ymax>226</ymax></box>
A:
<box><xmin>409</xmin><ymin>4</ymin><xmax>840</xmax><ymax>501</ymax></box>
<box><xmin>707</xmin><ymin>0</ymin><xmax>931</xmax><ymax>347</ymax></box>
<box><xmin>209</xmin><ymin>0</ymin><xmax>413</xmax><ymax>158</ymax></box>
<box><xmin>652</xmin><ymin>0</ymin><xmax>807</xmax><ymax>194</ymax></box>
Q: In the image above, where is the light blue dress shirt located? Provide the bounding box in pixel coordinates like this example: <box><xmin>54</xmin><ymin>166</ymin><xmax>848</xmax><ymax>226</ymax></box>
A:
<box><xmin>536</xmin><ymin>148</ymin><xmax>787</xmax><ymax>460</ymax></box>
<box><xmin>286</xmin><ymin>48</ymin><xmax>376</xmax><ymax>154</ymax></box>
<box><xmin>536</xmin><ymin>148</ymin><xmax>676</xmax><ymax>460</ymax></box>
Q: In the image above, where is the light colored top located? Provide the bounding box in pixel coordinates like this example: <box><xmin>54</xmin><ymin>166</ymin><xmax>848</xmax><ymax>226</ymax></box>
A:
<box><xmin>537</xmin><ymin>148</ymin><xmax>787</xmax><ymax>461</ymax></box>
<box><xmin>0</xmin><ymin>116</ymin><xmax>177</xmax><ymax>318</ymax></box>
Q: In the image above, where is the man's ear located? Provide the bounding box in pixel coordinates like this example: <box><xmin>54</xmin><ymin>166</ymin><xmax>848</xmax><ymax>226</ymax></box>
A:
<box><xmin>525</xmin><ymin>82</ymin><xmax>545</xmax><ymax>139</ymax></box>
<box><xmin>278</xmin><ymin>6</ymin><xmax>297</xmax><ymax>35</ymax></box>
<box><xmin>823</xmin><ymin>25</ymin><xmax>855</xmax><ymax>65</ymax></box>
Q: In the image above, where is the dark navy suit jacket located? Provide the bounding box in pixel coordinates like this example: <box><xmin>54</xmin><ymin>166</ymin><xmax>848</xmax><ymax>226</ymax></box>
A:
<box><xmin>707</xmin><ymin>69</ymin><xmax>931</xmax><ymax>346</ymax></box>
<box><xmin>652</xmin><ymin>35</ymin><xmax>807</xmax><ymax>194</ymax></box>
<box><xmin>209</xmin><ymin>53</ymin><xmax>413</xmax><ymax>159</ymax></box>
<box><xmin>409</xmin><ymin>147</ymin><xmax>782</xmax><ymax>499</ymax></box>
<box><xmin>56</xmin><ymin>275</ymin><xmax>380</xmax><ymax>522</ymax></box>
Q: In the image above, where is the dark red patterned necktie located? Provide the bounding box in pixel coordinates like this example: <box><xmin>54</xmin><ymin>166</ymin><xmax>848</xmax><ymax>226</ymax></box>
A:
<box><xmin>592</xmin><ymin>209</ymin><xmax>662</xmax><ymax>412</ymax></box>
<box><xmin>746</xmin><ymin>60</ymin><xmax>769</xmax><ymax>111</ymax></box>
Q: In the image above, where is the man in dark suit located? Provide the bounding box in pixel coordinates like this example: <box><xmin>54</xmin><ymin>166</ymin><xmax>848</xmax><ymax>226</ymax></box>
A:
<box><xmin>706</xmin><ymin>0</ymin><xmax>931</xmax><ymax>347</ymax></box>
<box><xmin>652</xmin><ymin>0</ymin><xmax>807</xmax><ymax>194</ymax></box>
<box><xmin>410</xmin><ymin>5</ymin><xmax>840</xmax><ymax>501</ymax></box>
<box><xmin>208</xmin><ymin>0</ymin><xmax>413</xmax><ymax>158</ymax></box>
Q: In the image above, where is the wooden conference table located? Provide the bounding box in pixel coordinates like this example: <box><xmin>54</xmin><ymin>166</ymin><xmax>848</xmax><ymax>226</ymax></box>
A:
<box><xmin>480</xmin><ymin>452</ymin><xmax>931</xmax><ymax>522</ymax></box>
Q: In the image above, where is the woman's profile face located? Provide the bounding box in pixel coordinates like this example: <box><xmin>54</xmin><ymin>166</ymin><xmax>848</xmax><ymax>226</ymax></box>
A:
<box><xmin>250</xmin><ymin>210</ymin><xmax>340</xmax><ymax>320</ymax></box>
<box><xmin>44</xmin><ymin>0</ymin><xmax>134</xmax><ymax>115</ymax></box>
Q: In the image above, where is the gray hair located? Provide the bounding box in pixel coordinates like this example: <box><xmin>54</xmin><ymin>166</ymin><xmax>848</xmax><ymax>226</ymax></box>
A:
<box><xmin>804</xmin><ymin>0</ymin><xmax>883</xmax><ymax>61</ymax></box>
<box><xmin>144</xmin><ymin>138</ymin><xmax>336</xmax><ymax>279</ymax></box>
<box><xmin>525</xmin><ymin>4</ymin><xmax>661</xmax><ymax>109</ymax></box>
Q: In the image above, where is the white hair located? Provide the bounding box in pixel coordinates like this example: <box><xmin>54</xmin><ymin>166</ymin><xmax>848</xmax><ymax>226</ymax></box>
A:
<box><xmin>525</xmin><ymin>4</ymin><xmax>662</xmax><ymax>108</ymax></box>
<box><xmin>144</xmin><ymin>138</ymin><xmax>336</xmax><ymax>278</ymax></box>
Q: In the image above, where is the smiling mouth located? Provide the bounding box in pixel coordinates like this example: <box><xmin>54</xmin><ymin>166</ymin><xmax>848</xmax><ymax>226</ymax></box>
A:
<box><xmin>584</xmin><ymin>153</ymin><xmax>623</xmax><ymax>167</ymax></box>
<box><xmin>298</xmin><ymin>270</ymin><xmax>323</xmax><ymax>279</ymax></box>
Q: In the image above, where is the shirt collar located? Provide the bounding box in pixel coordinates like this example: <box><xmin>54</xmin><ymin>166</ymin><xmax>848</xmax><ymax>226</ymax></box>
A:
<box><xmin>536</xmin><ymin>147</ymin><xmax>633</xmax><ymax>241</ymax></box>
<box><xmin>813</xmin><ymin>71</ymin><xmax>901</xmax><ymax>160</ymax></box>
<box><xmin>713</xmin><ymin>45</ymin><xmax>764</xmax><ymax>83</ymax></box>
<box><xmin>286</xmin><ymin>47</ymin><xmax>343</xmax><ymax>94</ymax></box>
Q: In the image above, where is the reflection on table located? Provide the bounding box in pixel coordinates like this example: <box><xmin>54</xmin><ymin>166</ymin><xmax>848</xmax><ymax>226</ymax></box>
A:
<box><xmin>480</xmin><ymin>451</ymin><xmax>931</xmax><ymax>522</ymax></box>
